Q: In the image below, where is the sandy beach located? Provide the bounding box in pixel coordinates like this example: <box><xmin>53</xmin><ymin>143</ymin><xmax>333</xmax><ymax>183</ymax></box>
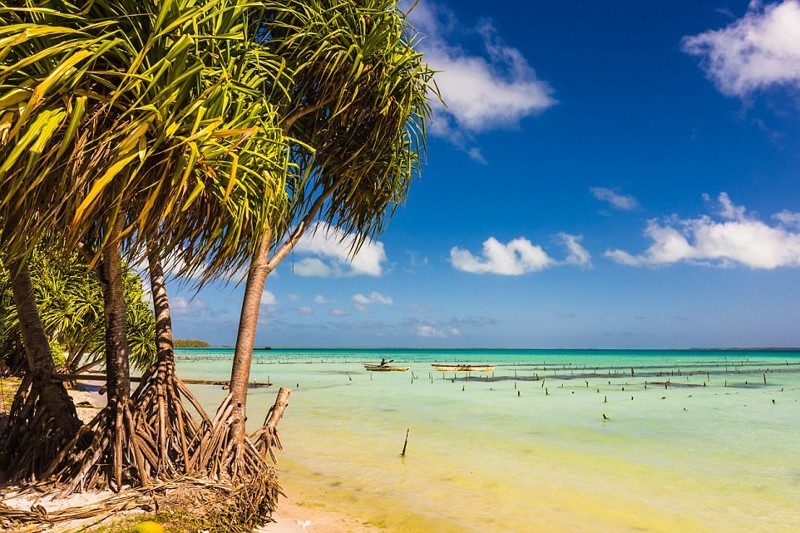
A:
<box><xmin>258</xmin><ymin>498</ymin><xmax>378</xmax><ymax>533</ymax></box>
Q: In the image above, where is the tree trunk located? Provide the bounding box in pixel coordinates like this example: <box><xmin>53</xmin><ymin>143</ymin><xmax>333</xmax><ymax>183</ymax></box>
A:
<box><xmin>0</xmin><ymin>256</ymin><xmax>81</xmax><ymax>479</ymax></box>
<box><xmin>228</xmin><ymin>229</ymin><xmax>272</xmax><ymax>448</ymax></box>
<box><xmin>45</xmin><ymin>241</ymin><xmax>211</xmax><ymax>491</ymax></box>
<box><xmin>96</xmin><ymin>218</ymin><xmax>134</xmax><ymax>488</ymax></box>
<box><xmin>126</xmin><ymin>245</ymin><xmax>212</xmax><ymax>478</ymax></box>
<box><xmin>99</xmin><ymin>226</ymin><xmax>131</xmax><ymax>408</ymax></box>
<box><xmin>226</xmin><ymin>177</ymin><xmax>343</xmax><ymax>448</ymax></box>
<box><xmin>147</xmin><ymin>247</ymin><xmax>175</xmax><ymax>473</ymax></box>
<box><xmin>148</xmin><ymin>247</ymin><xmax>174</xmax><ymax>371</ymax></box>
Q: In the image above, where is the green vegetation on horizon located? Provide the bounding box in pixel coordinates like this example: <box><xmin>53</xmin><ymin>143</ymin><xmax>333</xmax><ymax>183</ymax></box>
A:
<box><xmin>174</xmin><ymin>340</ymin><xmax>210</xmax><ymax>348</ymax></box>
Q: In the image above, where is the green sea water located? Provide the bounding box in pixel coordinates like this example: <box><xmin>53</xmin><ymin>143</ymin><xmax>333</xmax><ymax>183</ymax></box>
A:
<box><xmin>176</xmin><ymin>348</ymin><xmax>800</xmax><ymax>532</ymax></box>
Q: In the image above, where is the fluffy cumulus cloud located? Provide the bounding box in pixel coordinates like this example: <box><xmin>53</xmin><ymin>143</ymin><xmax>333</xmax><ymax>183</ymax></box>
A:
<box><xmin>450</xmin><ymin>237</ymin><xmax>553</xmax><ymax>274</ymax></box>
<box><xmin>682</xmin><ymin>0</ymin><xmax>800</xmax><ymax>97</ymax></box>
<box><xmin>605</xmin><ymin>193</ymin><xmax>800</xmax><ymax>269</ymax></box>
<box><xmin>450</xmin><ymin>233</ymin><xmax>590</xmax><ymax>275</ymax></box>
<box><xmin>293</xmin><ymin>223</ymin><xmax>388</xmax><ymax>277</ymax></box>
<box><xmin>590</xmin><ymin>187</ymin><xmax>639</xmax><ymax>211</ymax></box>
<box><xmin>407</xmin><ymin>1</ymin><xmax>555</xmax><ymax>158</ymax></box>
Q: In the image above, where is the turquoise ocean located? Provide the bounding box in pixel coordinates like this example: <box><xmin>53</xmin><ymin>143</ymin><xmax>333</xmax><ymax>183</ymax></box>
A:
<box><xmin>176</xmin><ymin>348</ymin><xmax>800</xmax><ymax>532</ymax></box>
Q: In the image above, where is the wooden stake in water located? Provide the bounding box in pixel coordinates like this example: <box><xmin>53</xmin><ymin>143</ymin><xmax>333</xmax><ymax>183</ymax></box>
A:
<box><xmin>401</xmin><ymin>428</ymin><xmax>410</xmax><ymax>457</ymax></box>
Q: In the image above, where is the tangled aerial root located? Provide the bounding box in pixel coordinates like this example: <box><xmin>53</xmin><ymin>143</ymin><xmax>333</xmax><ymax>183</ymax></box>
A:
<box><xmin>0</xmin><ymin>373</ymin><xmax>81</xmax><ymax>483</ymax></box>
<box><xmin>45</xmin><ymin>359</ymin><xmax>214</xmax><ymax>494</ymax></box>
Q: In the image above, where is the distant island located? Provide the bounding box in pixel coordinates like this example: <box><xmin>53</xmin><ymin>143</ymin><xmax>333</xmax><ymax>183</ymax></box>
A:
<box><xmin>174</xmin><ymin>339</ymin><xmax>210</xmax><ymax>348</ymax></box>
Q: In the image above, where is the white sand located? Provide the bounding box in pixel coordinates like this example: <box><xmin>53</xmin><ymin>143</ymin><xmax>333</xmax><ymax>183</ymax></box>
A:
<box><xmin>258</xmin><ymin>497</ymin><xmax>378</xmax><ymax>533</ymax></box>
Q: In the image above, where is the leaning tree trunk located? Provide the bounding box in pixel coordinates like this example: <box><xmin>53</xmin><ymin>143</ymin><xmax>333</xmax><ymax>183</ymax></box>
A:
<box><xmin>0</xmin><ymin>257</ymin><xmax>81</xmax><ymax>481</ymax></box>
<box><xmin>186</xmin><ymin>229</ymin><xmax>284</xmax><ymax>523</ymax></box>
<box><xmin>229</xmin><ymin>230</ymin><xmax>273</xmax><ymax>451</ymax></box>
<box><xmin>198</xmin><ymin>183</ymin><xmax>339</xmax><ymax>480</ymax></box>
<box><xmin>194</xmin><ymin>229</ymin><xmax>274</xmax><ymax>481</ymax></box>
<box><xmin>126</xmin><ymin>245</ymin><xmax>211</xmax><ymax>479</ymax></box>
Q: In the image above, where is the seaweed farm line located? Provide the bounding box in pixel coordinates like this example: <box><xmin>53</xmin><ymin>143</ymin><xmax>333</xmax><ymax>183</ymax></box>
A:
<box><xmin>179</xmin><ymin>349</ymin><xmax>800</xmax><ymax>532</ymax></box>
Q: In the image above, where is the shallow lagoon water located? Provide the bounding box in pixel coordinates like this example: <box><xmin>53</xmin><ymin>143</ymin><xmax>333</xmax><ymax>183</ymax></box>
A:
<box><xmin>178</xmin><ymin>349</ymin><xmax>800</xmax><ymax>532</ymax></box>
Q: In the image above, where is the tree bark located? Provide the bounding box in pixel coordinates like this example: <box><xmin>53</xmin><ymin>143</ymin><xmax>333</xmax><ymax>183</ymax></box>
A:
<box><xmin>1</xmin><ymin>256</ymin><xmax>81</xmax><ymax>478</ymax></box>
<box><xmin>148</xmin><ymin>247</ymin><xmax>174</xmax><ymax>367</ymax></box>
<box><xmin>148</xmin><ymin>247</ymin><xmax>173</xmax><ymax>471</ymax></box>
<box><xmin>228</xmin><ymin>229</ymin><xmax>272</xmax><ymax>447</ymax></box>
<box><xmin>99</xmin><ymin>227</ymin><xmax>131</xmax><ymax>405</ymax></box>
<box><xmin>97</xmin><ymin>218</ymin><xmax>132</xmax><ymax>487</ymax></box>
<box><xmin>9</xmin><ymin>257</ymin><xmax>81</xmax><ymax>425</ymax></box>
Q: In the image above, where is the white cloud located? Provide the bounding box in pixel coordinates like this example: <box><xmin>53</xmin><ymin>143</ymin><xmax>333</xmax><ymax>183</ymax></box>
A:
<box><xmin>352</xmin><ymin>291</ymin><xmax>394</xmax><ymax>305</ymax></box>
<box><xmin>354</xmin><ymin>302</ymin><xmax>370</xmax><ymax>313</ymax></box>
<box><xmin>682</xmin><ymin>0</ymin><xmax>800</xmax><ymax>97</ymax></box>
<box><xmin>296</xmin><ymin>306</ymin><xmax>314</xmax><ymax>315</ymax></box>
<box><xmin>415</xmin><ymin>324</ymin><xmax>459</xmax><ymax>338</ymax></box>
<box><xmin>774</xmin><ymin>209</ymin><xmax>800</xmax><ymax>227</ymax></box>
<box><xmin>590</xmin><ymin>187</ymin><xmax>639</xmax><ymax>211</ymax></box>
<box><xmin>559</xmin><ymin>233</ymin><xmax>592</xmax><ymax>267</ymax></box>
<box><xmin>328</xmin><ymin>308</ymin><xmax>348</xmax><ymax>317</ymax></box>
<box><xmin>407</xmin><ymin>1</ymin><xmax>555</xmax><ymax>150</ymax></box>
<box><xmin>450</xmin><ymin>234</ymin><xmax>592</xmax><ymax>274</ymax></box>
<box><xmin>467</xmin><ymin>147</ymin><xmax>488</xmax><ymax>164</ymax></box>
<box><xmin>450</xmin><ymin>237</ymin><xmax>554</xmax><ymax>275</ymax></box>
<box><xmin>293</xmin><ymin>222</ymin><xmax>388</xmax><ymax>277</ymax></box>
<box><xmin>605</xmin><ymin>193</ymin><xmax>800</xmax><ymax>269</ymax></box>
<box><xmin>260</xmin><ymin>290</ymin><xmax>277</xmax><ymax>306</ymax></box>
<box><xmin>293</xmin><ymin>257</ymin><xmax>333</xmax><ymax>277</ymax></box>
<box><xmin>716</xmin><ymin>191</ymin><xmax>747</xmax><ymax>220</ymax></box>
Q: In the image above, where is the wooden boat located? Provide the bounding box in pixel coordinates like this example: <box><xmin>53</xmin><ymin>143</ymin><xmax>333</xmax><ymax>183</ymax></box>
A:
<box><xmin>431</xmin><ymin>363</ymin><xmax>495</xmax><ymax>372</ymax></box>
<box><xmin>364</xmin><ymin>364</ymin><xmax>410</xmax><ymax>372</ymax></box>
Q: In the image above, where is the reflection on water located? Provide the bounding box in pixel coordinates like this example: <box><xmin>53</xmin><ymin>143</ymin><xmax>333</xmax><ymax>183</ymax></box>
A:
<box><xmin>178</xmin><ymin>349</ymin><xmax>800</xmax><ymax>532</ymax></box>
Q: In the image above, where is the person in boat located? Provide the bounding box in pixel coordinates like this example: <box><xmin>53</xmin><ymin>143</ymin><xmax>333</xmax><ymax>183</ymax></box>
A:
<box><xmin>380</xmin><ymin>358</ymin><xmax>394</xmax><ymax>367</ymax></box>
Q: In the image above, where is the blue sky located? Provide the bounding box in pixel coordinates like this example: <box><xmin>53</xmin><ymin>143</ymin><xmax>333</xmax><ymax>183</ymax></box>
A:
<box><xmin>167</xmin><ymin>0</ymin><xmax>800</xmax><ymax>349</ymax></box>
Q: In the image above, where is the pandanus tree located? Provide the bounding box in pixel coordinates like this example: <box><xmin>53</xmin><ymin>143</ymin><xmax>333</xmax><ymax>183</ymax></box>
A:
<box><xmin>205</xmin><ymin>0</ymin><xmax>433</xmax><ymax>471</ymax></box>
<box><xmin>1</xmin><ymin>0</ymin><xmax>289</xmax><ymax>491</ymax></box>
<box><xmin>0</xmin><ymin>3</ymin><xmax>104</xmax><ymax>478</ymax></box>
<box><xmin>1</xmin><ymin>1</ymin><xmax>432</xmax><ymax>510</ymax></box>
<box><xmin>0</xmin><ymin>242</ymin><xmax>157</xmax><ymax>374</ymax></box>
